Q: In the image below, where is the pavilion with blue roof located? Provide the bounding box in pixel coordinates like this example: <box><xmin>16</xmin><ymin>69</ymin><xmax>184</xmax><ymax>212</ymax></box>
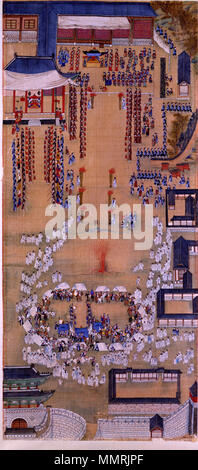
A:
<box><xmin>178</xmin><ymin>51</ymin><xmax>191</xmax><ymax>97</ymax></box>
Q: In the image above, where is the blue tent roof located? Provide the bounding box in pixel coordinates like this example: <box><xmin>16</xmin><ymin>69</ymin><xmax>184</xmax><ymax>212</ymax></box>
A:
<box><xmin>178</xmin><ymin>51</ymin><xmax>191</xmax><ymax>85</ymax></box>
<box><xmin>4</xmin><ymin>55</ymin><xmax>76</xmax><ymax>79</ymax></box>
<box><xmin>93</xmin><ymin>321</ymin><xmax>103</xmax><ymax>332</ymax></box>
<box><xmin>75</xmin><ymin>327</ymin><xmax>89</xmax><ymax>338</ymax></box>
<box><xmin>57</xmin><ymin>323</ymin><xmax>69</xmax><ymax>333</ymax></box>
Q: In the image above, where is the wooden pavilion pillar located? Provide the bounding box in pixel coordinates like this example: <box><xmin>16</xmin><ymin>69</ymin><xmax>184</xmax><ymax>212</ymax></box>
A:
<box><xmin>25</xmin><ymin>91</ymin><xmax>28</xmax><ymax>113</ymax></box>
<box><xmin>62</xmin><ymin>86</ymin><xmax>65</xmax><ymax>114</ymax></box>
<box><xmin>41</xmin><ymin>89</ymin><xmax>44</xmax><ymax>113</ymax></box>
<box><xmin>13</xmin><ymin>90</ymin><xmax>16</xmax><ymax>113</ymax></box>
<box><xmin>52</xmin><ymin>88</ymin><xmax>55</xmax><ymax>113</ymax></box>
<box><xmin>127</xmin><ymin>17</ymin><xmax>133</xmax><ymax>45</ymax></box>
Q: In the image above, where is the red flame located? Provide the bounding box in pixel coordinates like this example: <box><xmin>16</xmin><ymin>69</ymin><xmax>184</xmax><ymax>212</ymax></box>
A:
<box><xmin>96</xmin><ymin>241</ymin><xmax>108</xmax><ymax>273</ymax></box>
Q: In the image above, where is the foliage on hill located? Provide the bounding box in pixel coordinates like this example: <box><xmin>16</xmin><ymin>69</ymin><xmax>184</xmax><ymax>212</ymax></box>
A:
<box><xmin>151</xmin><ymin>1</ymin><xmax>198</xmax><ymax>58</ymax></box>
<box><xmin>167</xmin><ymin>113</ymin><xmax>189</xmax><ymax>157</ymax></box>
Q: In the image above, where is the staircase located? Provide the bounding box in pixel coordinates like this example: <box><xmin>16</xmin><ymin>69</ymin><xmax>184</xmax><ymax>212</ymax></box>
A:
<box><xmin>154</xmin><ymin>30</ymin><xmax>170</xmax><ymax>54</ymax></box>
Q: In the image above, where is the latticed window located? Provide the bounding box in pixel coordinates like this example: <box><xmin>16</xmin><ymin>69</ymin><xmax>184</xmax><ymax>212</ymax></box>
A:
<box><xmin>116</xmin><ymin>373</ymin><xmax>128</xmax><ymax>382</ymax></box>
<box><xmin>4</xmin><ymin>17</ymin><xmax>20</xmax><ymax>30</ymax></box>
<box><xmin>3</xmin><ymin>15</ymin><xmax>38</xmax><ymax>42</ymax></box>
<box><xmin>6</xmin><ymin>19</ymin><xmax>17</xmax><ymax>29</ymax></box>
<box><xmin>4</xmin><ymin>15</ymin><xmax>38</xmax><ymax>31</ymax></box>
<box><xmin>22</xmin><ymin>17</ymin><xmax>38</xmax><ymax>31</ymax></box>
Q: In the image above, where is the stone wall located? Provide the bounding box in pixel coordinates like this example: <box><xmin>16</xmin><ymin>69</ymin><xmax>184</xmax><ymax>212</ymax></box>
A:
<box><xmin>163</xmin><ymin>400</ymin><xmax>190</xmax><ymax>439</ymax></box>
<box><xmin>4</xmin><ymin>405</ymin><xmax>47</xmax><ymax>432</ymax></box>
<box><xmin>39</xmin><ymin>408</ymin><xmax>86</xmax><ymax>440</ymax></box>
<box><xmin>108</xmin><ymin>402</ymin><xmax>180</xmax><ymax>415</ymax></box>
<box><xmin>95</xmin><ymin>416</ymin><xmax>151</xmax><ymax>440</ymax></box>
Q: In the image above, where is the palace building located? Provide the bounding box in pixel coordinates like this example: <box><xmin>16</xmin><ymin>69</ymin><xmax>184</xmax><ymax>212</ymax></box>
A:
<box><xmin>3</xmin><ymin>366</ymin><xmax>55</xmax><ymax>408</ymax></box>
<box><xmin>3</xmin><ymin>2</ymin><xmax>157</xmax><ymax>53</ymax></box>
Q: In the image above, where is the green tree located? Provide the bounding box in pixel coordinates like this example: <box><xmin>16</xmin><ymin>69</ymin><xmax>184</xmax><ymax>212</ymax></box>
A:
<box><xmin>167</xmin><ymin>113</ymin><xmax>189</xmax><ymax>156</ymax></box>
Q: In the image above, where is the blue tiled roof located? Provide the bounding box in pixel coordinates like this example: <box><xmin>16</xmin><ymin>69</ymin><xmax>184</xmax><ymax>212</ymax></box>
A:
<box><xmin>150</xmin><ymin>414</ymin><xmax>163</xmax><ymax>431</ymax></box>
<box><xmin>5</xmin><ymin>56</ymin><xmax>57</xmax><ymax>74</ymax></box>
<box><xmin>4</xmin><ymin>366</ymin><xmax>51</xmax><ymax>380</ymax></box>
<box><xmin>3</xmin><ymin>2</ymin><xmax>157</xmax><ymax>17</ymax></box>
<box><xmin>173</xmin><ymin>236</ymin><xmax>189</xmax><ymax>269</ymax></box>
<box><xmin>178</xmin><ymin>51</ymin><xmax>191</xmax><ymax>85</ymax></box>
<box><xmin>189</xmin><ymin>381</ymin><xmax>197</xmax><ymax>398</ymax></box>
<box><xmin>3</xmin><ymin>390</ymin><xmax>54</xmax><ymax>398</ymax></box>
<box><xmin>4</xmin><ymin>55</ymin><xmax>77</xmax><ymax>78</ymax></box>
